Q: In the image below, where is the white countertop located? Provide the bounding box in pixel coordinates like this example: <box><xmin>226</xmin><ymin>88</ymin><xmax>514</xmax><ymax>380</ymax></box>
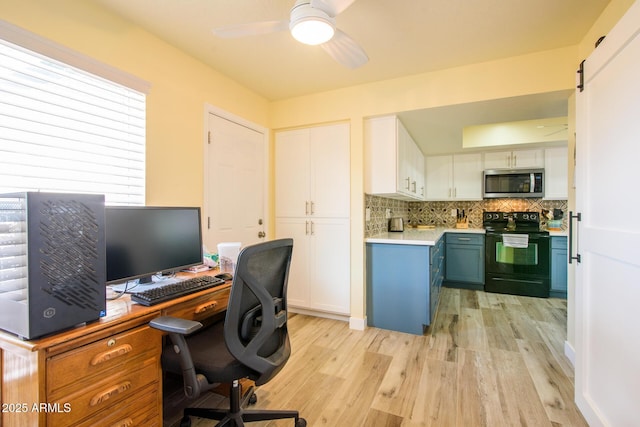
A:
<box><xmin>365</xmin><ymin>227</ymin><xmax>485</xmax><ymax>246</ymax></box>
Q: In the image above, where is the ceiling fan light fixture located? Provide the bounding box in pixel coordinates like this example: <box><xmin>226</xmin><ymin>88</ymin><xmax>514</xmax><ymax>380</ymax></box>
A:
<box><xmin>289</xmin><ymin>3</ymin><xmax>336</xmax><ymax>45</ymax></box>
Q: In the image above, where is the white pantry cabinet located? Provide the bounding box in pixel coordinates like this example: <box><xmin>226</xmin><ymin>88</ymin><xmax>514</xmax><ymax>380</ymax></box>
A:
<box><xmin>275</xmin><ymin>124</ymin><xmax>350</xmax><ymax>218</ymax></box>
<box><xmin>543</xmin><ymin>146</ymin><xmax>568</xmax><ymax>199</ymax></box>
<box><xmin>275</xmin><ymin>123</ymin><xmax>350</xmax><ymax>315</ymax></box>
<box><xmin>275</xmin><ymin>217</ymin><xmax>350</xmax><ymax>314</ymax></box>
<box><xmin>364</xmin><ymin>115</ymin><xmax>425</xmax><ymax>200</ymax></box>
<box><xmin>425</xmin><ymin>153</ymin><xmax>483</xmax><ymax>200</ymax></box>
<box><xmin>483</xmin><ymin>148</ymin><xmax>544</xmax><ymax>169</ymax></box>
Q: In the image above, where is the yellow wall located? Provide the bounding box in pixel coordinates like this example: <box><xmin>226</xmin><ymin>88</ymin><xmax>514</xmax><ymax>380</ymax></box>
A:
<box><xmin>0</xmin><ymin>0</ymin><xmax>270</xmax><ymax>207</ymax></box>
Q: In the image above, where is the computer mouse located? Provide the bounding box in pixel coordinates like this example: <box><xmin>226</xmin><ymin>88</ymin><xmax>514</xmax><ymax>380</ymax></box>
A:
<box><xmin>214</xmin><ymin>272</ymin><xmax>233</xmax><ymax>281</ymax></box>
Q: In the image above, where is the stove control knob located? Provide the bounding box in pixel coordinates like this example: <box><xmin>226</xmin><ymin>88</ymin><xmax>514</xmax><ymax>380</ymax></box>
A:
<box><xmin>523</xmin><ymin>213</ymin><xmax>529</xmax><ymax>220</ymax></box>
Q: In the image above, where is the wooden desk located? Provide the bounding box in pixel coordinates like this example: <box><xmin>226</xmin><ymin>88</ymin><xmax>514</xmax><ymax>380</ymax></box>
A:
<box><xmin>0</xmin><ymin>271</ymin><xmax>231</xmax><ymax>427</ymax></box>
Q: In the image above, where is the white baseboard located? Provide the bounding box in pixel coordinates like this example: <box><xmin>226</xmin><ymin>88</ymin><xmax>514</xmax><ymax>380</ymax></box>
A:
<box><xmin>288</xmin><ymin>306</ymin><xmax>349</xmax><ymax>323</ymax></box>
<box><xmin>288</xmin><ymin>307</ymin><xmax>367</xmax><ymax>331</ymax></box>
<box><xmin>564</xmin><ymin>340</ymin><xmax>575</xmax><ymax>367</ymax></box>
<box><xmin>349</xmin><ymin>316</ymin><xmax>367</xmax><ymax>331</ymax></box>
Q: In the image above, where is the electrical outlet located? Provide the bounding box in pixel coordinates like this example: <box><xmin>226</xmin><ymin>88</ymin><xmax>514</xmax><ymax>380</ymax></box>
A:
<box><xmin>451</xmin><ymin>208</ymin><xmax>458</xmax><ymax>217</ymax></box>
<box><xmin>365</xmin><ymin>208</ymin><xmax>371</xmax><ymax>221</ymax></box>
<box><xmin>385</xmin><ymin>208</ymin><xmax>391</xmax><ymax>219</ymax></box>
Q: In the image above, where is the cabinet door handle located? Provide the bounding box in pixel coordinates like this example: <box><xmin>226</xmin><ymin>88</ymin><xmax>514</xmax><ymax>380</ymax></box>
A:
<box><xmin>568</xmin><ymin>211</ymin><xmax>582</xmax><ymax>264</ymax></box>
<box><xmin>412</xmin><ymin>181</ymin><xmax>416</xmax><ymax>192</ymax></box>
<box><xmin>305</xmin><ymin>221</ymin><xmax>309</xmax><ymax>235</ymax></box>
<box><xmin>310</xmin><ymin>201</ymin><xmax>315</xmax><ymax>215</ymax></box>
<box><xmin>513</xmin><ymin>154</ymin><xmax>517</xmax><ymax>167</ymax></box>
<box><xmin>305</xmin><ymin>201</ymin><xmax>309</xmax><ymax>215</ymax></box>
<box><xmin>405</xmin><ymin>177</ymin><xmax>410</xmax><ymax>190</ymax></box>
<box><xmin>310</xmin><ymin>221</ymin><xmax>315</xmax><ymax>235</ymax></box>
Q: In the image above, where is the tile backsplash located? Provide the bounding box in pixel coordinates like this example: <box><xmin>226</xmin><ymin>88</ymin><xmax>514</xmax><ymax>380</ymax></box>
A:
<box><xmin>365</xmin><ymin>194</ymin><xmax>568</xmax><ymax>237</ymax></box>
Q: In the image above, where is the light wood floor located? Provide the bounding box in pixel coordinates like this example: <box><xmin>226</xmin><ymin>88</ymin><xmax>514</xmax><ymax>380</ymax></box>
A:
<box><xmin>168</xmin><ymin>288</ymin><xmax>587</xmax><ymax>427</ymax></box>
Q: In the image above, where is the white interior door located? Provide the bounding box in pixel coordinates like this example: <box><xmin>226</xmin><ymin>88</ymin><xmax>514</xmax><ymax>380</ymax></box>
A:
<box><xmin>575</xmin><ymin>2</ymin><xmax>640</xmax><ymax>426</ymax></box>
<box><xmin>205</xmin><ymin>110</ymin><xmax>266</xmax><ymax>253</ymax></box>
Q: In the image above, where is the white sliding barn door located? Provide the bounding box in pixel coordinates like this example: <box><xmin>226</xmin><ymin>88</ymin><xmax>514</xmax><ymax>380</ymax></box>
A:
<box><xmin>574</xmin><ymin>2</ymin><xmax>640</xmax><ymax>426</ymax></box>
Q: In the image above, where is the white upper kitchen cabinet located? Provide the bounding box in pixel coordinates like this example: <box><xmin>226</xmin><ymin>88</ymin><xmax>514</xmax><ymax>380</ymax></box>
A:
<box><xmin>484</xmin><ymin>148</ymin><xmax>544</xmax><ymax>169</ymax></box>
<box><xmin>543</xmin><ymin>146</ymin><xmax>568</xmax><ymax>199</ymax></box>
<box><xmin>364</xmin><ymin>115</ymin><xmax>425</xmax><ymax>201</ymax></box>
<box><xmin>275</xmin><ymin>123</ymin><xmax>350</xmax><ymax>218</ymax></box>
<box><xmin>425</xmin><ymin>153</ymin><xmax>483</xmax><ymax>201</ymax></box>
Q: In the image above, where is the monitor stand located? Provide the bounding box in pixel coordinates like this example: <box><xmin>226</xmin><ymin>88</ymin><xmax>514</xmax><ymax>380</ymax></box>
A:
<box><xmin>109</xmin><ymin>273</ymin><xmax>182</xmax><ymax>293</ymax></box>
<box><xmin>138</xmin><ymin>275</ymin><xmax>154</xmax><ymax>285</ymax></box>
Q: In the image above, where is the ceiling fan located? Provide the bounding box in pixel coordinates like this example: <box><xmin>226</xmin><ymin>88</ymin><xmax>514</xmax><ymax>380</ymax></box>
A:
<box><xmin>212</xmin><ymin>0</ymin><xmax>368</xmax><ymax>69</ymax></box>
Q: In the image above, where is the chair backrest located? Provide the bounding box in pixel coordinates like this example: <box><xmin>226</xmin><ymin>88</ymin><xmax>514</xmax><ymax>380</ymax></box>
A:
<box><xmin>223</xmin><ymin>238</ymin><xmax>294</xmax><ymax>385</ymax></box>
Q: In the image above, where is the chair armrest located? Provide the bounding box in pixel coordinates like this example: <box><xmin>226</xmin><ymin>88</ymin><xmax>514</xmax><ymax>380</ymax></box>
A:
<box><xmin>150</xmin><ymin>316</ymin><xmax>202</xmax><ymax>335</ymax></box>
<box><xmin>149</xmin><ymin>315</ymin><xmax>208</xmax><ymax>398</ymax></box>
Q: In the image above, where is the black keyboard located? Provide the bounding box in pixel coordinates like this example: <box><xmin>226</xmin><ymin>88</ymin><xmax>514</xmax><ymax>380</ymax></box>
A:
<box><xmin>131</xmin><ymin>276</ymin><xmax>226</xmax><ymax>306</ymax></box>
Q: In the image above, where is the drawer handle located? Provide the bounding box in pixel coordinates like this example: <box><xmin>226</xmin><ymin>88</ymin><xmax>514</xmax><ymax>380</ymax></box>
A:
<box><xmin>109</xmin><ymin>418</ymin><xmax>134</xmax><ymax>427</ymax></box>
<box><xmin>90</xmin><ymin>381</ymin><xmax>132</xmax><ymax>406</ymax></box>
<box><xmin>91</xmin><ymin>344</ymin><xmax>133</xmax><ymax>366</ymax></box>
<box><xmin>195</xmin><ymin>301</ymin><xmax>218</xmax><ymax>314</ymax></box>
<box><xmin>457</xmin><ymin>237</ymin><xmax>471</xmax><ymax>241</ymax></box>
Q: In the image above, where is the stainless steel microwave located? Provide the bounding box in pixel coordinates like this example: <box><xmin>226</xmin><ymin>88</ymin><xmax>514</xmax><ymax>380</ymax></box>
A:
<box><xmin>483</xmin><ymin>169</ymin><xmax>544</xmax><ymax>198</ymax></box>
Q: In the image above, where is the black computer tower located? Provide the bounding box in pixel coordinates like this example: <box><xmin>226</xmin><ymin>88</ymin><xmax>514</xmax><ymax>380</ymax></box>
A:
<box><xmin>0</xmin><ymin>192</ymin><xmax>106</xmax><ymax>339</ymax></box>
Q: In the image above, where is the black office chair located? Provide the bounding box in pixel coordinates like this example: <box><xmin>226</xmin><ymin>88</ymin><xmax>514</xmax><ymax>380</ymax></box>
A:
<box><xmin>150</xmin><ymin>238</ymin><xmax>306</xmax><ymax>427</ymax></box>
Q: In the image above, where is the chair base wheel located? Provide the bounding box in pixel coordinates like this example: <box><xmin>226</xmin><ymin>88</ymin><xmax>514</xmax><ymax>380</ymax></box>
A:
<box><xmin>248</xmin><ymin>393</ymin><xmax>258</xmax><ymax>405</ymax></box>
<box><xmin>179</xmin><ymin>415</ymin><xmax>191</xmax><ymax>427</ymax></box>
<box><xmin>296</xmin><ymin>418</ymin><xmax>307</xmax><ymax>427</ymax></box>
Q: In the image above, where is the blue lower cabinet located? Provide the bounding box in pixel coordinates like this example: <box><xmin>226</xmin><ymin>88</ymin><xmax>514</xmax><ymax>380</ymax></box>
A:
<box><xmin>366</xmin><ymin>238</ymin><xmax>443</xmax><ymax>335</ymax></box>
<box><xmin>444</xmin><ymin>233</ymin><xmax>484</xmax><ymax>288</ymax></box>
<box><xmin>550</xmin><ymin>236</ymin><xmax>568</xmax><ymax>298</ymax></box>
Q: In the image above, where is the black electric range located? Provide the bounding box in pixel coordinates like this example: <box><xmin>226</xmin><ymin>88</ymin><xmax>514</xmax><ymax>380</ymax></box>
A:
<box><xmin>483</xmin><ymin>211</ymin><xmax>550</xmax><ymax>298</ymax></box>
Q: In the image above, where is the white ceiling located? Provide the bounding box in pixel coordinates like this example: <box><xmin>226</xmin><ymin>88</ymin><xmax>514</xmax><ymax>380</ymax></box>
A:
<box><xmin>92</xmin><ymin>0</ymin><xmax>608</xmax><ymax>153</ymax></box>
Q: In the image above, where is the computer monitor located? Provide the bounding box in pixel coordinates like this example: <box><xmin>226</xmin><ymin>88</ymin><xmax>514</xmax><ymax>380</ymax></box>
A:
<box><xmin>105</xmin><ymin>206</ymin><xmax>203</xmax><ymax>285</ymax></box>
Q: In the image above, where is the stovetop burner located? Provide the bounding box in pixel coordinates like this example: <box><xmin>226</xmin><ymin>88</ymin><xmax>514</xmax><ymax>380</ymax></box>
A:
<box><xmin>483</xmin><ymin>211</ymin><xmax>545</xmax><ymax>233</ymax></box>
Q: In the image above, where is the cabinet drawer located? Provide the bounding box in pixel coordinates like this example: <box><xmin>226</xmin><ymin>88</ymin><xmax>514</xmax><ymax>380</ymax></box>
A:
<box><xmin>164</xmin><ymin>287</ymin><xmax>230</xmax><ymax>322</ymax></box>
<box><xmin>47</xmin><ymin>326</ymin><xmax>161</xmax><ymax>396</ymax></box>
<box><xmin>446</xmin><ymin>233</ymin><xmax>484</xmax><ymax>246</ymax></box>
<box><xmin>551</xmin><ymin>236</ymin><xmax>567</xmax><ymax>249</ymax></box>
<box><xmin>72</xmin><ymin>383</ymin><xmax>160</xmax><ymax>427</ymax></box>
<box><xmin>48</xmin><ymin>356</ymin><xmax>159</xmax><ymax>426</ymax></box>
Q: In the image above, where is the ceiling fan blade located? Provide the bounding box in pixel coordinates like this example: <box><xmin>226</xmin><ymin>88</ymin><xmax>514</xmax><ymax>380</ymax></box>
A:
<box><xmin>320</xmin><ymin>29</ymin><xmax>368</xmax><ymax>68</ymax></box>
<box><xmin>311</xmin><ymin>0</ymin><xmax>358</xmax><ymax>17</ymax></box>
<box><xmin>544</xmin><ymin>127</ymin><xmax>568</xmax><ymax>137</ymax></box>
<box><xmin>212</xmin><ymin>20</ymin><xmax>289</xmax><ymax>38</ymax></box>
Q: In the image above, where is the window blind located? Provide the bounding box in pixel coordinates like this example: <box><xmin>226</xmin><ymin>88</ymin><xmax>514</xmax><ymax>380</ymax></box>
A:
<box><xmin>0</xmin><ymin>36</ymin><xmax>146</xmax><ymax>205</ymax></box>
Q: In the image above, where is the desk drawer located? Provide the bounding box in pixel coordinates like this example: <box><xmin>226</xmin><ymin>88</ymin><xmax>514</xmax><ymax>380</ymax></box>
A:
<box><xmin>47</xmin><ymin>325</ymin><xmax>161</xmax><ymax>395</ymax></box>
<box><xmin>164</xmin><ymin>288</ymin><xmax>230</xmax><ymax>321</ymax></box>
<box><xmin>71</xmin><ymin>383</ymin><xmax>160</xmax><ymax>427</ymax></box>
<box><xmin>48</xmin><ymin>356</ymin><xmax>159</xmax><ymax>426</ymax></box>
